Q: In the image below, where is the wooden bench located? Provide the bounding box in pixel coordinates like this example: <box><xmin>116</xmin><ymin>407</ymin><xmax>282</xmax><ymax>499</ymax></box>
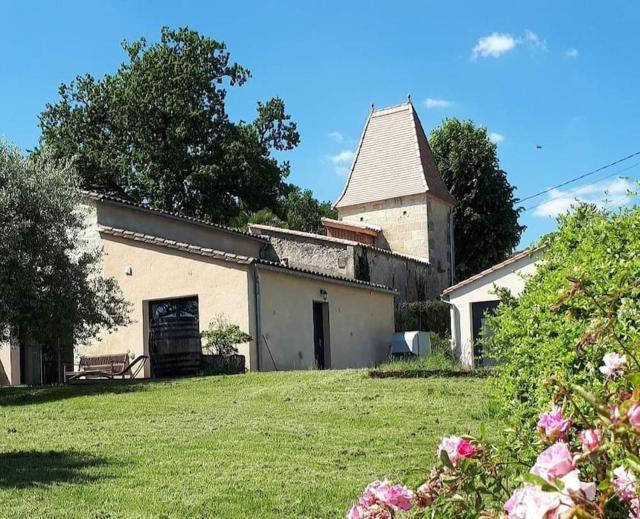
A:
<box><xmin>64</xmin><ymin>353</ymin><xmax>135</xmax><ymax>382</ymax></box>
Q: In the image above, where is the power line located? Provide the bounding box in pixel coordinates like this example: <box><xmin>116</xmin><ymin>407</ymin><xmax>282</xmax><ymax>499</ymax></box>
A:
<box><xmin>522</xmin><ymin>161</ymin><xmax>640</xmax><ymax>213</ymax></box>
<box><xmin>518</xmin><ymin>150</ymin><xmax>640</xmax><ymax>204</ymax></box>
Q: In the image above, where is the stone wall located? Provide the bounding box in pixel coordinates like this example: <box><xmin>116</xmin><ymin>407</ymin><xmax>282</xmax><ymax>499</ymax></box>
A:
<box><xmin>252</xmin><ymin>226</ymin><xmax>441</xmax><ymax>309</ymax></box>
<box><xmin>426</xmin><ymin>196</ymin><xmax>454</xmax><ymax>295</ymax></box>
<box><xmin>354</xmin><ymin>247</ymin><xmax>440</xmax><ymax>306</ymax></box>
<box><xmin>337</xmin><ymin>194</ymin><xmax>429</xmax><ymax>259</ymax></box>
<box><xmin>259</xmin><ymin>233</ymin><xmax>355</xmax><ymax>278</ymax></box>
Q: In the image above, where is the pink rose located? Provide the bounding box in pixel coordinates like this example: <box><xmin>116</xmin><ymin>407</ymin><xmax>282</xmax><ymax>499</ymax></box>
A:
<box><xmin>614</xmin><ymin>466</ymin><xmax>638</xmax><ymax>502</ymax></box>
<box><xmin>456</xmin><ymin>438</ymin><xmax>477</xmax><ymax>459</ymax></box>
<box><xmin>504</xmin><ymin>485</ymin><xmax>562</xmax><ymax>518</ymax></box>
<box><xmin>629</xmin><ymin>403</ymin><xmax>640</xmax><ymax>429</ymax></box>
<box><xmin>346</xmin><ymin>504</ymin><xmax>392</xmax><ymax>519</ymax></box>
<box><xmin>630</xmin><ymin>498</ymin><xmax>640</xmax><ymax>519</ymax></box>
<box><xmin>504</xmin><ymin>471</ymin><xmax>595</xmax><ymax>519</ymax></box>
<box><xmin>537</xmin><ymin>405</ymin><xmax>572</xmax><ymax>440</ymax></box>
<box><xmin>599</xmin><ymin>352</ymin><xmax>627</xmax><ymax>379</ymax></box>
<box><xmin>530</xmin><ymin>442</ymin><xmax>575</xmax><ymax>483</ymax></box>
<box><xmin>559</xmin><ymin>469</ymin><xmax>596</xmax><ymax>502</ymax></box>
<box><xmin>437</xmin><ymin>436</ymin><xmax>477</xmax><ymax>467</ymax></box>
<box><xmin>578</xmin><ymin>428</ymin><xmax>603</xmax><ymax>453</ymax></box>
<box><xmin>357</xmin><ymin>479</ymin><xmax>414</xmax><ymax>513</ymax></box>
<box><xmin>373</xmin><ymin>481</ymin><xmax>414</xmax><ymax>511</ymax></box>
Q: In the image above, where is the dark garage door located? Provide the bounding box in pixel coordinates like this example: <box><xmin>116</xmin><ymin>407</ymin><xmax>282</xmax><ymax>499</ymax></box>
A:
<box><xmin>471</xmin><ymin>300</ymin><xmax>500</xmax><ymax>366</ymax></box>
<box><xmin>149</xmin><ymin>296</ymin><xmax>202</xmax><ymax>378</ymax></box>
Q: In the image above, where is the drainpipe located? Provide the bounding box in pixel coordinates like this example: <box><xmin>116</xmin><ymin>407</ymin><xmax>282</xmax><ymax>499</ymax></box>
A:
<box><xmin>448</xmin><ymin>210</ymin><xmax>455</xmax><ymax>285</ymax></box>
<box><xmin>252</xmin><ymin>262</ymin><xmax>262</xmax><ymax>371</ymax></box>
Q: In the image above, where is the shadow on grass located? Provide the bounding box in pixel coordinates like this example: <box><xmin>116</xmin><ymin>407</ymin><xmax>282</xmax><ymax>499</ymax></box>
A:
<box><xmin>0</xmin><ymin>450</ymin><xmax>108</xmax><ymax>488</ymax></box>
<box><xmin>0</xmin><ymin>378</ymin><xmax>156</xmax><ymax>407</ymax></box>
<box><xmin>368</xmin><ymin>368</ymin><xmax>493</xmax><ymax>379</ymax></box>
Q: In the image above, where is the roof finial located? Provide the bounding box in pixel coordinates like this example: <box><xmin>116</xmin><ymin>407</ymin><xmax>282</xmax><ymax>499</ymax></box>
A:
<box><xmin>407</xmin><ymin>93</ymin><xmax>412</xmax><ymax>104</ymax></box>
<box><xmin>371</xmin><ymin>103</ymin><xmax>375</xmax><ymax>112</ymax></box>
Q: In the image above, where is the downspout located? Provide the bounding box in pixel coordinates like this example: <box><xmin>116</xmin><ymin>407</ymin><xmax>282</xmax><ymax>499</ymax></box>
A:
<box><xmin>252</xmin><ymin>262</ymin><xmax>262</xmax><ymax>371</ymax></box>
<box><xmin>448</xmin><ymin>210</ymin><xmax>455</xmax><ymax>285</ymax></box>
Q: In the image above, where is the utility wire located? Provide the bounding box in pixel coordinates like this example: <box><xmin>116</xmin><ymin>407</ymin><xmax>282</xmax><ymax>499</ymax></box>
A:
<box><xmin>518</xmin><ymin>150</ymin><xmax>640</xmax><ymax>204</ymax></box>
<box><xmin>522</xmin><ymin>161</ymin><xmax>640</xmax><ymax>213</ymax></box>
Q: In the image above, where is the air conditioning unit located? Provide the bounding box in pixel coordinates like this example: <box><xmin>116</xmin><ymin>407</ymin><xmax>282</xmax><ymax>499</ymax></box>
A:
<box><xmin>390</xmin><ymin>331</ymin><xmax>431</xmax><ymax>357</ymax></box>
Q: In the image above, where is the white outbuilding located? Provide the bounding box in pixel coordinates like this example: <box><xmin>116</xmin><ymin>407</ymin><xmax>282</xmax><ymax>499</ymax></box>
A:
<box><xmin>441</xmin><ymin>248</ymin><xmax>543</xmax><ymax>367</ymax></box>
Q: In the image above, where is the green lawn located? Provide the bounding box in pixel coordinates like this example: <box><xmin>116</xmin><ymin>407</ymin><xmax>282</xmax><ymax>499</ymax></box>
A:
<box><xmin>0</xmin><ymin>370</ymin><xmax>498</xmax><ymax>518</ymax></box>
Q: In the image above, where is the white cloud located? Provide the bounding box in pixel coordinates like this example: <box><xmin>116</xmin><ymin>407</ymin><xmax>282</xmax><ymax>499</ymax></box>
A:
<box><xmin>424</xmin><ymin>98</ymin><xmax>453</xmax><ymax>109</ymax></box>
<box><xmin>489</xmin><ymin>132</ymin><xmax>504</xmax><ymax>144</ymax></box>
<box><xmin>565</xmin><ymin>48</ymin><xmax>579</xmax><ymax>58</ymax></box>
<box><xmin>329</xmin><ymin>149</ymin><xmax>355</xmax><ymax>165</ymax></box>
<box><xmin>472</xmin><ymin>30</ymin><xmax>546</xmax><ymax>59</ymax></box>
<box><xmin>328</xmin><ymin>131</ymin><xmax>344</xmax><ymax>142</ymax></box>
<box><xmin>472</xmin><ymin>32</ymin><xmax>517</xmax><ymax>58</ymax></box>
<box><xmin>523</xmin><ymin>30</ymin><xmax>547</xmax><ymax>51</ymax></box>
<box><xmin>533</xmin><ymin>177</ymin><xmax>635</xmax><ymax>218</ymax></box>
<box><xmin>328</xmin><ymin>149</ymin><xmax>355</xmax><ymax>176</ymax></box>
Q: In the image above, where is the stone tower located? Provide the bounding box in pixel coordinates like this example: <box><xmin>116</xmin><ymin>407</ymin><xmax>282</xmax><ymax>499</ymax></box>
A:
<box><xmin>333</xmin><ymin>101</ymin><xmax>456</xmax><ymax>286</ymax></box>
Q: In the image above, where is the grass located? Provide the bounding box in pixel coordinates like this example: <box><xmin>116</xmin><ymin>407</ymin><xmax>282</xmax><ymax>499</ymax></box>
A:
<box><xmin>375</xmin><ymin>352</ymin><xmax>463</xmax><ymax>373</ymax></box>
<box><xmin>0</xmin><ymin>369</ymin><xmax>499</xmax><ymax>518</ymax></box>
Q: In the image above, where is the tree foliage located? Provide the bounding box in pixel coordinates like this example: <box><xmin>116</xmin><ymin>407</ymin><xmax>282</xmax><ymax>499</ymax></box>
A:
<box><xmin>485</xmin><ymin>202</ymin><xmax>640</xmax><ymax>437</ymax></box>
<box><xmin>430</xmin><ymin>118</ymin><xmax>524</xmax><ymax>280</ymax></box>
<box><xmin>283</xmin><ymin>185</ymin><xmax>337</xmax><ymax>234</ymax></box>
<box><xmin>38</xmin><ymin>27</ymin><xmax>299</xmax><ymax>224</ymax></box>
<box><xmin>0</xmin><ymin>142</ymin><xmax>130</xmax><ymax>377</ymax></box>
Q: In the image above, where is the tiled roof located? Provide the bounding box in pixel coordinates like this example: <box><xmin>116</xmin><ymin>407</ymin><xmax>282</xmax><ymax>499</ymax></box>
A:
<box><xmin>98</xmin><ymin>226</ymin><xmax>254</xmax><ymax>265</ymax></box>
<box><xmin>85</xmin><ymin>191</ymin><xmax>266</xmax><ymax>242</ymax></box>
<box><xmin>334</xmin><ymin>102</ymin><xmax>456</xmax><ymax>208</ymax></box>
<box><xmin>321</xmin><ymin>217</ymin><xmax>382</xmax><ymax>234</ymax></box>
<box><xmin>99</xmin><ymin>225</ymin><xmax>395</xmax><ymax>293</ymax></box>
<box><xmin>442</xmin><ymin>247</ymin><xmax>544</xmax><ymax>296</ymax></box>
<box><xmin>248</xmin><ymin>223</ymin><xmax>430</xmax><ymax>264</ymax></box>
<box><xmin>254</xmin><ymin>259</ymin><xmax>395</xmax><ymax>293</ymax></box>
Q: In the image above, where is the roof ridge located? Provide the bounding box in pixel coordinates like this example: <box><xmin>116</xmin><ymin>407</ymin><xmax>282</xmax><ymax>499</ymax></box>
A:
<box><xmin>333</xmin><ymin>105</ymin><xmax>373</xmax><ymax>208</ymax></box>
<box><xmin>442</xmin><ymin>246</ymin><xmax>544</xmax><ymax>296</ymax></box>
<box><xmin>371</xmin><ymin>102</ymin><xmax>412</xmax><ymax>117</ymax></box>
<box><xmin>98</xmin><ymin>225</ymin><xmax>254</xmax><ymax>265</ymax></box>
<box><xmin>84</xmin><ymin>190</ymin><xmax>266</xmax><ymax>242</ymax></box>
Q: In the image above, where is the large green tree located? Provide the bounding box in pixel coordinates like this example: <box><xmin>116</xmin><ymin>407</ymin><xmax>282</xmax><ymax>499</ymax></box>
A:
<box><xmin>430</xmin><ymin>119</ymin><xmax>524</xmax><ymax>280</ymax></box>
<box><xmin>282</xmin><ymin>185</ymin><xmax>337</xmax><ymax>234</ymax></box>
<box><xmin>0</xmin><ymin>142</ymin><xmax>130</xmax><ymax>382</ymax></box>
<box><xmin>39</xmin><ymin>27</ymin><xmax>299</xmax><ymax>224</ymax></box>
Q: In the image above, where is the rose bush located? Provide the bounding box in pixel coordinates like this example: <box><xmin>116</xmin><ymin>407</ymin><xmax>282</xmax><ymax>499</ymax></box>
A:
<box><xmin>347</xmin><ymin>253</ymin><xmax>640</xmax><ymax>517</ymax></box>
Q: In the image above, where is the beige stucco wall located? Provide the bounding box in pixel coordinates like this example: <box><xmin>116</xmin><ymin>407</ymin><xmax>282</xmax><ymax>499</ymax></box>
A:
<box><xmin>445</xmin><ymin>254</ymin><xmax>540</xmax><ymax>367</ymax></box>
<box><xmin>84</xmin><ymin>235</ymin><xmax>256</xmax><ymax>375</ymax></box>
<box><xmin>95</xmin><ymin>200</ymin><xmax>265</xmax><ymax>258</ymax></box>
<box><xmin>0</xmin><ymin>338</ymin><xmax>20</xmax><ymax>386</ymax></box>
<box><xmin>256</xmin><ymin>267</ymin><xmax>395</xmax><ymax>370</ymax></box>
<box><xmin>338</xmin><ymin>194</ymin><xmax>429</xmax><ymax>259</ymax></box>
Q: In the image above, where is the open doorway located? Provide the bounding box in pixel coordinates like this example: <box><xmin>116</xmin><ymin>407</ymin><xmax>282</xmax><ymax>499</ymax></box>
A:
<box><xmin>312</xmin><ymin>301</ymin><xmax>330</xmax><ymax>369</ymax></box>
<box><xmin>148</xmin><ymin>296</ymin><xmax>202</xmax><ymax>378</ymax></box>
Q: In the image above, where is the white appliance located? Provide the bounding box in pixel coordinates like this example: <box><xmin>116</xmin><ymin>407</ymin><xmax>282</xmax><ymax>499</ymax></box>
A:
<box><xmin>390</xmin><ymin>331</ymin><xmax>431</xmax><ymax>357</ymax></box>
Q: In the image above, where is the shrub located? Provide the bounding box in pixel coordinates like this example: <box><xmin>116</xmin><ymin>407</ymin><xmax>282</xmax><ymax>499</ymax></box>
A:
<box><xmin>484</xmin><ymin>203</ymin><xmax>640</xmax><ymax>439</ymax></box>
<box><xmin>347</xmin><ymin>267</ymin><xmax>640</xmax><ymax>518</ymax></box>
<box><xmin>201</xmin><ymin>315</ymin><xmax>252</xmax><ymax>356</ymax></box>
<box><xmin>395</xmin><ymin>300</ymin><xmax>450</xmax><ymax>335</ymax></box>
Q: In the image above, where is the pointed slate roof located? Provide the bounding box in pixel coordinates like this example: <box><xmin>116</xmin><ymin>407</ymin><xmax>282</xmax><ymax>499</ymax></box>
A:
<box><xmin>334</xmin><ymin>102</ymin><xmax>455</xmax><ymax>208</ymax></box>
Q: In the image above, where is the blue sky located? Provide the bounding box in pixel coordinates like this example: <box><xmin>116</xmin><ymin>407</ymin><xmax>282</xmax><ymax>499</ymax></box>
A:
<box><xmin>2</xmin><ymin>1</ymin><xmax>640</xmax><ymax>246</ymax></box>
